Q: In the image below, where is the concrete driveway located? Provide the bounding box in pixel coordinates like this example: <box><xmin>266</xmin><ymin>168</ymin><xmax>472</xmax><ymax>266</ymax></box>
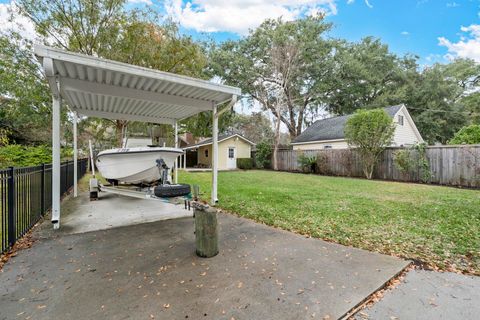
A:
<box><xmin>0</xmin><ymin>194</ymin><xmax>409</xmax><ymax>320</ymax></box>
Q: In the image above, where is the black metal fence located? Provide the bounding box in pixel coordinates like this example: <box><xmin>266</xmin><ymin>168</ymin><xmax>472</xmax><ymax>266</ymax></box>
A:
<box><xmin>1</xmin><ymin>159</ymin><xmax>88</xmax><ymax>253</ymax></box>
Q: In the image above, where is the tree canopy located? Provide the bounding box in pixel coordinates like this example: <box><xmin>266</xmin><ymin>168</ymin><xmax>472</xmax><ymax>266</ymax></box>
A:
<box><xmin>345</xmin><ymin>109</ymin><xmax>395</xmax><ymax>179</ymax></box>
<box><xmin>449</xmin><ymin>124</ymin><xmax>480</xmax><ymax>145</ymax></box>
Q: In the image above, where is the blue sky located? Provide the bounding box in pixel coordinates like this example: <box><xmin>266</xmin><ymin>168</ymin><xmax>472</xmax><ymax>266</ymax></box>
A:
<box><xmin>159</xmin><ymin>0</ymin><xmax>480</xmax><ymax>65</ymax></box>
<box><xmin>1</xmin><ymin>0</ymin><xmax>480</xmax><ymax>64</ymax></box>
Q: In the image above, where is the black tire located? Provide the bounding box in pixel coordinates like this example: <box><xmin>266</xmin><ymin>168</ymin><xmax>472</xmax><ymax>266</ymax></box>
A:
<box><xmin>154</xmin><ymin>183</ymin><xmax>191</xmax><ymax>198</ymax></box>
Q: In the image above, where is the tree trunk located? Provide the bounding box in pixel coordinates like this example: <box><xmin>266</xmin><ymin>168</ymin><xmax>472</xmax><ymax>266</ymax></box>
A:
<box><xmin>273</xmin><ymin>109</ymin><xmax>281</xmax><ymax>171</ymax></box>
<box><xmin>115</xmin><ymin>120</ymin><xmax>128</xmax><ymax>147</ymax></box>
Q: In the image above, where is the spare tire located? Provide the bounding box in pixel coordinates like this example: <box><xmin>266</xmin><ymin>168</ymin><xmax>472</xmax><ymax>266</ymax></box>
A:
<box><xmin>154</xmin><ymin>184</ymin><xmax>191</xmax><ymax>198</ymax></box>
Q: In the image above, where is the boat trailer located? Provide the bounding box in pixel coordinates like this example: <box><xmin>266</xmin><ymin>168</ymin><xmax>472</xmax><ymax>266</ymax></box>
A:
<box><xmin>89</xmin><ymin>179</ymin><xmax>198</xmax><ymax>211</ymax></box>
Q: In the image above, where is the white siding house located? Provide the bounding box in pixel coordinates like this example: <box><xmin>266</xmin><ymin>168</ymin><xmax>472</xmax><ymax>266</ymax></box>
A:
<box><xmin>292</xmin><ymin>105</ymin><xmax>424</xmax><ymax>150</ymax></box>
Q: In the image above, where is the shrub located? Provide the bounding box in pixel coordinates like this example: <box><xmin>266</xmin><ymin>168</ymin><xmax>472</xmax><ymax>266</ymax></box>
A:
<box><xmin>237</xmin><ymin>158</ymin><xmax>253</xmax><ymax>170</ymax></box>
<box><xmin>298</xmin><ymin>153</ymin><xmax>317</xmax><ymax>173</ymax></box>
<box><xmin>0</xmin><ymin>145</ymin><xmax>73</xmax><ymax>168</ymax></box>
<box><xmin>394</xmin><ymin>143</ymin><xmax>432</xmax><ymax>183</ymax></box>
<box><xmin>394</xmin><ymin>148</ymin><xmax>414</xmax><ymax>173</ymax></box>
<box><xmin>345</xmin><ymin>108</ymin><xmax>395</xmax><ymax>179</ymax></box>
<box><xmin>449</xmin><ymin>124</ymin><xmax>480</xmax><ymax>145</ymax></box>
<box><xmin>255</xmin><ymin>141</ymin><xmax>272</xmax><ymax>169</ymax></box>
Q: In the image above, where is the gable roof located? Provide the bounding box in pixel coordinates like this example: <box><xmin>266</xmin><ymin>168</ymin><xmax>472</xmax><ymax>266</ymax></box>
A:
<box><xmin>292</xmin><ymin>105</ymin><xmax>404</xmax><ymax>144</ymax></box>
<box><xmin>184</xmin><ymin>133</ymin><xmax>255</xmax><ymax>150</ymax></box>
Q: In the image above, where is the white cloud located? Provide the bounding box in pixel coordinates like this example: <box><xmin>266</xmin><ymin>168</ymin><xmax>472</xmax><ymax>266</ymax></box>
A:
<box><xmin>438</xmin><ymin>25</ymin><xmax>480</xmax><ymax>62</ymax></box>
<box><xmin>345</xmin><ymin>0</ymin><xmax>372</xmax><ymax>8</ymax></box>
<box><xmin>128</xmin><ymin>0</ymin><xmax>153</xmax><ymax>5</ymax></box>
<box><xmin>401</xmin><ymin>31</ymin><xmax>409</xmax><ymax>36</ymax></box>
<box><xmin>0</xmin><ymin>1</ymin><xmax>37</xmax><ymax>40</ymax></box>
<box><xmin>446</xmin><ymin>2</ymin><xmax>460</xmax><ymax>8</ymax></box>
<box><xmin>165</xmin><ymin>0</ymin><xmax>339</xmax><ymax>35</ymax></box>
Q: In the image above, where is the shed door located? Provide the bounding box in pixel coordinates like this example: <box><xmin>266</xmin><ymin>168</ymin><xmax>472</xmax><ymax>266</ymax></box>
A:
<box><xmin>227</xmin><ymin>147</ymin><xmax>236</xmax><ymax>169</ymax></box>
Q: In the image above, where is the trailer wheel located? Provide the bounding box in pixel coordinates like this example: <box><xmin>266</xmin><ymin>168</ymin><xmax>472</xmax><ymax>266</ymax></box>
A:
<box><xmin>154</xmin><ymin>184</ymin><xmax>191</xmax><ymax>198</ymax></box>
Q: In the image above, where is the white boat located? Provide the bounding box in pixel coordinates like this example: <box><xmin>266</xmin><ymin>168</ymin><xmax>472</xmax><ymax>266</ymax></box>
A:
<box><xmin>95</xmin><ymin>147</ymin><xmax>183</xmax><ymax>184</ymax></box>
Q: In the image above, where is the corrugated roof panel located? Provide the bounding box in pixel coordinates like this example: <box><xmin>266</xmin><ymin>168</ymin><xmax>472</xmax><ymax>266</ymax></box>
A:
<box><xmin>35</xmin><ymin>45</ymin><xmax>240</xmax><ymax>123</ymax></box>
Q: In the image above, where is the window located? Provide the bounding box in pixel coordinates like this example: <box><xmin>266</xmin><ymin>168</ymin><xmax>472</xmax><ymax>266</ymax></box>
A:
<box><xmin>324</xmin><ymin>145</ymin><xmax>332</xmax><ymax>149</ymax></box>
<box><xmin>398</xmin><ymin>115</ymin><xmax>404</xmax><ymax>126</ymax></box>
<box><xmin>204</xmin><ymin>149</ymin><xmax>208</xmax><ymax>158</ymax></box>
<box><xmin>228</xmin><ymin>148</ymin><xmax>234</xmax><ymax>158</ymax></box>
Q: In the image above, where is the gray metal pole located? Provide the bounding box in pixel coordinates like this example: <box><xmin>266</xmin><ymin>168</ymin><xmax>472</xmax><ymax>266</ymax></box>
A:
<box><xmin>73</xmin><ymin>112</ymin><xmax>78</xmax><ymax>197</ymax></box>
<box><xmin>211</xmin><ymin>104</ymin><xmax>218</xmax><ymax>205</ymax></box>
<box><xmin>174</xmin><ymin>120</ymin><xmax>178</xmax><ymax>184</ymax></box>
<box><xmin>52</xmin><ymin>94</ymin><xmax>61</xmax><ymax>229</ymax></box>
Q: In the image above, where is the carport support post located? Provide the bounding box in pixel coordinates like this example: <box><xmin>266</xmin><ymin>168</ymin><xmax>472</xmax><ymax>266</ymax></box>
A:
<box><xmin>174</xmin><ymin>120</ymin><xmax>178</xmax><ymax>184</ymax></box>
<box><xmin>52</xmin><ymin>93</ymin><xmax>61</xmax><ymax>229</ymax></box>
<box><xmin>73</xmin><ymin>111</ymin><xmax>78</xmax><ymax>197</ymax></box>
<box><xmin>211</xmin><ymin>104</ymin><xmax>218</xmax><ymax>205</ymax></box>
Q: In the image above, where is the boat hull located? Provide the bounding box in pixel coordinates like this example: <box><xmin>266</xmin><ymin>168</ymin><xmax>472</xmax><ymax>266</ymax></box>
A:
<box><xmin>95</xmin><ymin>147</ymin><xmax>183</xmax><ymax>184</ymax></box>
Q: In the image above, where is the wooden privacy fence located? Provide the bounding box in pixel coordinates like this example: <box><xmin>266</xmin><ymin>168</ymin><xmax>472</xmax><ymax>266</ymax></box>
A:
<box><xmin>274</xmin><ymin>145</ymin><xmax>480</xmax><ymax>188</ymax></box>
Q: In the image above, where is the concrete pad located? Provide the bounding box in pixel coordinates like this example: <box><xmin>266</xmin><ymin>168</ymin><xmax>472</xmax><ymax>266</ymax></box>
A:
<box><xmin>41</xmin><ymin>192</ymin><xmax>192</xmax><ymax>235</ymax></box>
<box><xmin>355</xmin><ymin>270</ymin><xmax>480</xmax><ymax>320</ymax></box>
<box><xmin>1</xmin><ymin>213</ymin><xmax>408</xmax><ymax>320</ymax></box>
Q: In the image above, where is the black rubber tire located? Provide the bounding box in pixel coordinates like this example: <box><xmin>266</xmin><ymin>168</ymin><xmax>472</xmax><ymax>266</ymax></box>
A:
<box><xmin>154</xmin><ymin>183</ymin><xmax>191</xmax><ymax>198</ymax></box>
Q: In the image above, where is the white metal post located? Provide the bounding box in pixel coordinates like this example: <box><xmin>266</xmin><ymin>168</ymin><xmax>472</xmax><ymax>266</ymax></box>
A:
<box><xmin>174</xmin><ymin>120</ymin><xmax>178</xmax><ymax>184</ymax></box>
<box><xmin>183</xmin><ymin>153</ymin><xmax>186</xmax><ymax>169</ymax></box>
<box><xmin>211</xmin><ymin>104</ymin><xmax>218</xmax><ymax>205</ymax></box>
<box><xmin>73</xmin><ymin>112</ymin><xmax>78</xmax><ymax>197</ymax></box>
<box><xmin>52</xmin><ymin>94</ymin><xmax>61</xmax><ymax>229</ymax></box>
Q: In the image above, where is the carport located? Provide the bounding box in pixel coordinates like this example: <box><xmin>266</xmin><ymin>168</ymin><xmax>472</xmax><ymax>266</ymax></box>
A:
<box><xmin>34</xmin><ymin>45</ymin><xmax>240</xmax><ymax>229</ymax></box>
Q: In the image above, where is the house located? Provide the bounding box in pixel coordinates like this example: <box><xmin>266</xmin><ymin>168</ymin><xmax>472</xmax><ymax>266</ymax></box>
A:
<box><xmin>292</xmin><ymin>104</ymin><xmax>424</xmax><ymax>150</ymax></box>
<box><xmin>184</xmin><ymin>133</ymin><xmax>255</xmax><ymax>170</ymax></box>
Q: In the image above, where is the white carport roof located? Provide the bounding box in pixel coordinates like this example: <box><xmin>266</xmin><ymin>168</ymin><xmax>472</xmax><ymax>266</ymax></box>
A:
<box><xmin>35</xmin><ymin>44</ymin><xmax>240</xmax><ymax>229</ymax></box>
<box><xmin>34</xmin><ymin>45</ymin><xmax>241</xmax><ymax>124</ymax></box>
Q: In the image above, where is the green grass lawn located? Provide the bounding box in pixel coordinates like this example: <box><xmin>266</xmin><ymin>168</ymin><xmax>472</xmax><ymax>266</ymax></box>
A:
<box><xmin>179</xmin><ymin>170</ymin><xmax>480</xmax><ymax>274</ymax></box>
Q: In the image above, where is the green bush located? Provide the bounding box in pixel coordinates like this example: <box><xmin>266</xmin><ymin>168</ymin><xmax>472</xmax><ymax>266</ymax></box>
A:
<box><xmin>298</xmin><ymin>153</ymin><xmax>317</xmax><ymax>173</ymax></box>
<box><xmin>393</xmin><ymin>143</ymin><xmax>432</xmax><ymax>183</ymax></box>
<box><xmin>345</xmin><ymin>108</ymin><xmax>395</xmax><ymax>179</ymax></box>
<box><xmin>255</xmin><ymin>141</ymin><xmax>272</xmax><ymax>169</ymax></box>
<box><xmin>449</xmin><ymin>124</ymin><xmax>480</xmax><ymax>145</ymax></box>
<box><xmin>237</xmin><ymin>158</ymin><xmax>253</xmax><ymax>170</ymax></box>
<box><xmin>0</xmin><ymin>145</ymin><xmax>73</xmax><ymax>168</ymax></box>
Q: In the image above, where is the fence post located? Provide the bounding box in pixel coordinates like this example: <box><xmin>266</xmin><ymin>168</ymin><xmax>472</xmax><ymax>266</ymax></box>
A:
<box><xmin>7</xmin><ymin>167</ymin><xmax>16</xmax><ymax>247</ymax></box>
<box><xmin>41</xmin><ymin>163</ymin><xmax>45</xmax><ymax>215</ymax></box>
<box><xmin>65</xmin><ymin>160</ymin><xmax>69</xmax><ymax>194</ymax></box>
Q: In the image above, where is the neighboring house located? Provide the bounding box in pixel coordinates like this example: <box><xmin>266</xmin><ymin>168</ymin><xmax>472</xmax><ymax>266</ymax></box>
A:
<box><xmin>292</xmin><ymin>104</ymin><xmax>424</xmax><ymax>150</ymax></box>
<box><xmin>184</xmin><ymin>133</ymin><xmax>255</xmax><ymax>170</ymax></box>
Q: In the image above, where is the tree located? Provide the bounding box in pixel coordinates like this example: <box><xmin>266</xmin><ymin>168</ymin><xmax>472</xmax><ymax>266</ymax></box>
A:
<box><xmin>181</xmin><ymin>109</ymin><xmax>236</xmax><ymax>138</ymax></box>
<box><xmin>17</xmin><ymin>1</ymin><xmax>208</xmax><ymax>147</ymax></box>
<box><xmin>229</xmin><ymin>112</ymin><xmax>274</xmax><ymax>143</ymax></box>
<box><xmin>326</xmin><ymin>37</ymin><xmax>413</xmax><ymax>116</ymax></box>
<box><xmin>0</xmin><ymin>33</ymin><xmax>52</xmax><ymax>144</ymax></box>
<box><xmin>209</xmin><ymin>16</ymin><xmax>335</xmax><ymax>140</ymax></box>
<box><xmin>403</xmin><ymin>60</ymin><xmax>478</xmax><ymax>144</ymax></box>
<box><xmin>449</xmin><ymin>125</ymin><xmax>480</xmax><ymax>145</ymax></box>
<box><xmin>345</xmin><ymin>109</ymin><xmax>395</xmax><ymax>179</ymax></box>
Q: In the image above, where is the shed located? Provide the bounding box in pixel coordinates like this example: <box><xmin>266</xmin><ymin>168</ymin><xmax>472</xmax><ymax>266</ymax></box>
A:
<box><xmin>184</xmin><ymin>134</ymin><xmax>255</xmax><ymax>170</ymax></box>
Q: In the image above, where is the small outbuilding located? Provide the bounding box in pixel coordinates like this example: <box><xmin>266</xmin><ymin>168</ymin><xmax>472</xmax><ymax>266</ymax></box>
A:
<box><xmin>292</xmin><ymin>104</ymin><xmax>424</xmax><ymax>150</ymax></box>
<box><xmin>184</xmin><ymin>134</ymin><xmax>255</xmax><ymax>170</ymax></box>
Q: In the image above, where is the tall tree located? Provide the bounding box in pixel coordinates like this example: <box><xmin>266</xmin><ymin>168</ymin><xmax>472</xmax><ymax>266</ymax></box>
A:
<box><xmin>403</xmin><ymin>59</ymin><xmax>479</xmax><ymax>144</ymax></box>
<box><xmin>0</xmin><ymin>33</ymin><xmax>52</xmax><ymax>144</ymax></box>
<box><xmin>229</xmin><ymin>112</ymin><xmax>274</xmax><ymax>143</ymax></box>
<box><xmin>209</xmin><ymin>16</ymin><xmax>335</xmax><ymax>140</ymax></box>
<box><xmin>325</xmin><ymin>37</ymin><xmax>413</xmax><ymax>115</ymax></box>
<box><xmin>17</xmin><ymin>1</ymin><xmax>208</xmax><ymax>147</ymax></box>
